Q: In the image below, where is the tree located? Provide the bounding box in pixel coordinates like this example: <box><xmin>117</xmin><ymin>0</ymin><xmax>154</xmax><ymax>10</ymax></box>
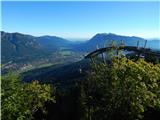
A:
<box><xmin>81</xmin><ymin>57</ymin><xmax>160</xmax><ymax>120</ymax></box>
<box><xmin>1</xmin><ymin>73</ymin><xmax>55</xmax><ymax>120</ymax></box>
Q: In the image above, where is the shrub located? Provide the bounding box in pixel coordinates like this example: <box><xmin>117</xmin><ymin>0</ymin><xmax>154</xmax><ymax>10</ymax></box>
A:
<box><xmin>81</xmin><ymin>57</ymin><xmax>160</xmax><ymax>120</ymax></box>
<box><xmin>1</xmin><ymin>73</ymin><xmax>55</xmax><ymax>120</ymax></box>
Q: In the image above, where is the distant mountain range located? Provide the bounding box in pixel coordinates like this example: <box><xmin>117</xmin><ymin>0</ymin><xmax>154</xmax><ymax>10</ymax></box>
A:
<box><xmin>1</xmin><ymin>31</ymin><xmax>45</xmax><ymax>63</ymax></box>
<box><xmin>1</xmin><ymin>31</ymin><xmax>160</xmax><ymax>65</ymax></box>
<box><xmin>74</xmin><ymin>33</ymin><xmax>160</xmax><ymax>51</ymax></box>
<box><xmin>1</xmin><ymin>31</ymin><xmax>75</xmax><ymax>64</ymax></box>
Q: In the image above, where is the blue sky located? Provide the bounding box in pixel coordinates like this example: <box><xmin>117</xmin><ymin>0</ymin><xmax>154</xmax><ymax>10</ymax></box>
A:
<box><xmin>2</xmin><ymin>1</ymin><xmax>160</xmax><ymax>39</ymax></box>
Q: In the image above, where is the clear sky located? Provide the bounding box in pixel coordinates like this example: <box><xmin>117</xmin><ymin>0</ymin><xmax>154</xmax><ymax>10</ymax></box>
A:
<box><xmin>2</xmin><ymin>1</ymin><xmax>160</xmax><ymax>39</ymax></box>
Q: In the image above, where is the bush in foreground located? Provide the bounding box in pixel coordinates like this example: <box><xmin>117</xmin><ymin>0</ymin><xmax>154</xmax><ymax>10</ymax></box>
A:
<box><xmin>80</xmin><ymin>58</ymin><xmax>160</xmax><ymax>120</ymax></box>
<box><xmin>1</xmin><ymin>73</ymin><xmax>55</xmax><ymax>120</ymax></box>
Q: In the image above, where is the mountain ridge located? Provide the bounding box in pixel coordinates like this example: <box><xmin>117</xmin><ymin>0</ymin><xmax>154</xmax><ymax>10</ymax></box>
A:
<box><xmin>2</xmin><ymin>31</ymin><xmax>159</xmax><ymax>65</ymax></box>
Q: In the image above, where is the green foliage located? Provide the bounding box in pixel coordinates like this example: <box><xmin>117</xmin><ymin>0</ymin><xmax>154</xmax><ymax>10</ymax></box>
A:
<box><xmin>145</xmin><ymin>54</ymin><xmax>160</xmax><ymax>64</ymax></box>
<box><xmin>1</xmin><ymin>73</ymin><xmax>55</xmax><ymax>120</ymax></box>
<box><xmin>81</xmin><ymin>57</ymin><xmax>160</xmax><ymax>120</ymax></box>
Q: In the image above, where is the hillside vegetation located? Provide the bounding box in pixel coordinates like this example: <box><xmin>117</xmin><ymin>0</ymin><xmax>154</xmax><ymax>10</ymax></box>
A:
<box><xmin>2</xmin><ymin>57</ymin><xmax>160</xmax><ymax>120</ymax></box>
